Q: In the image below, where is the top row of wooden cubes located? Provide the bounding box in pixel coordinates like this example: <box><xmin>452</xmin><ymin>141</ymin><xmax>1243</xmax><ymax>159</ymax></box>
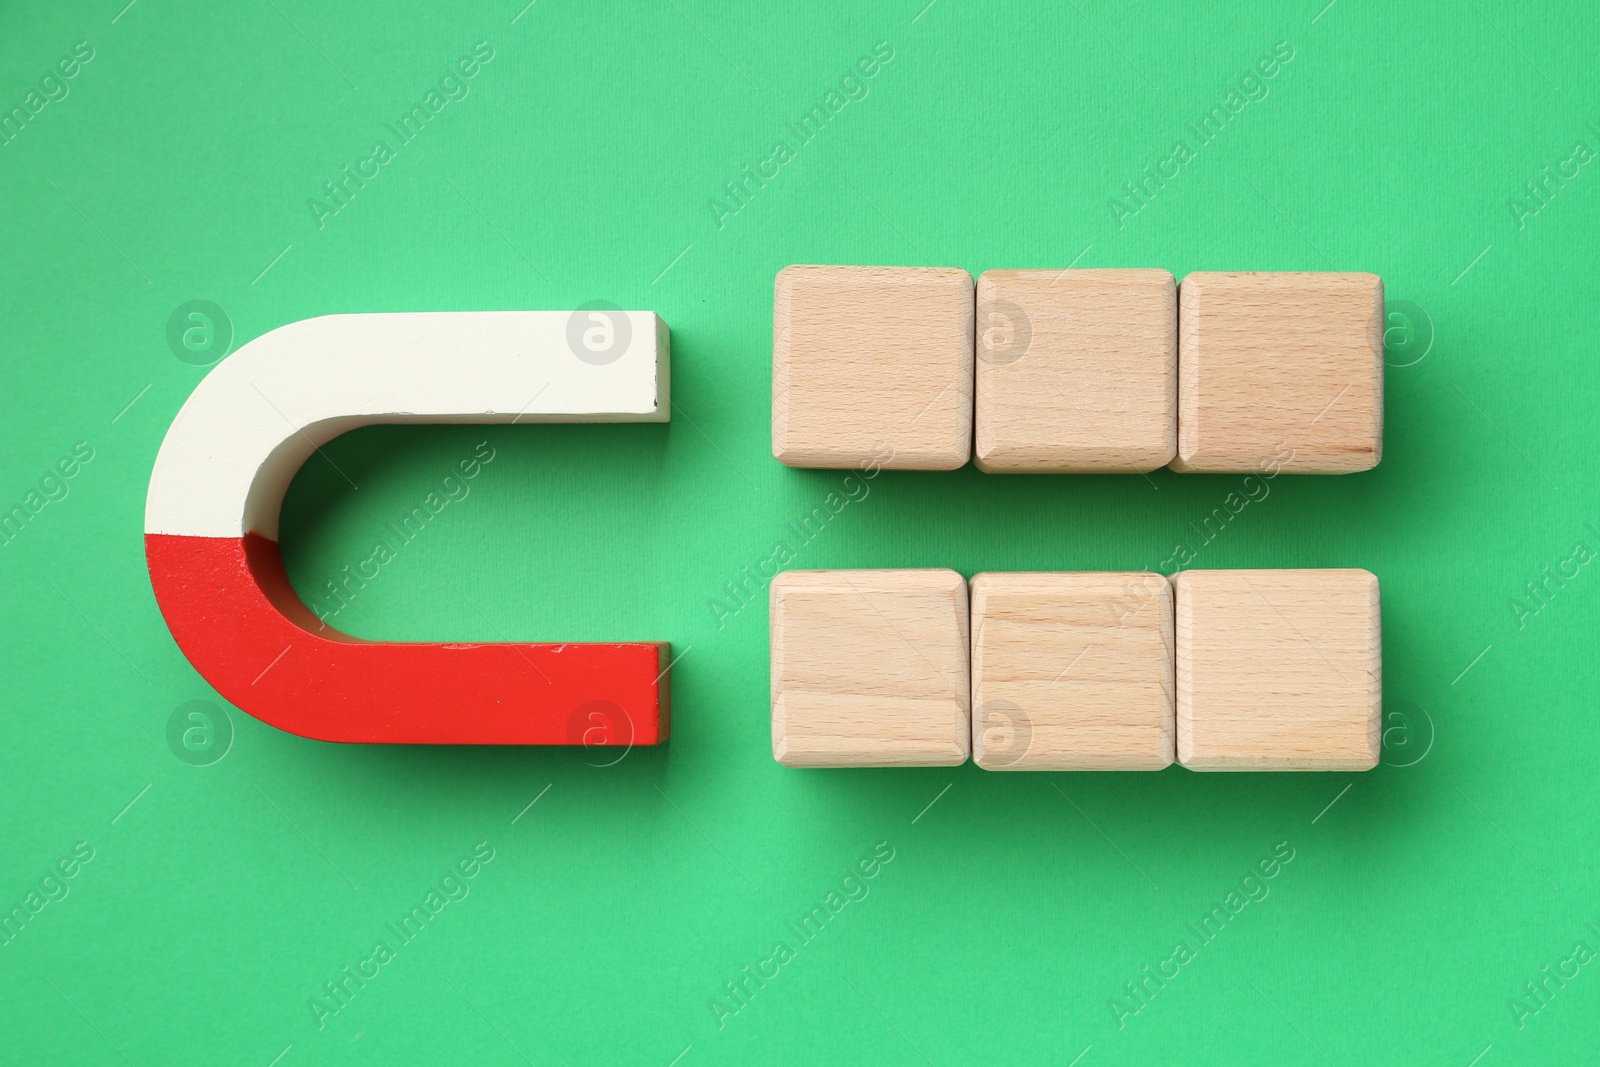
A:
<box><xmin>771</xmin><ymin>265</ymin><xmax>1384</xmax><ymax>474</ymax></box>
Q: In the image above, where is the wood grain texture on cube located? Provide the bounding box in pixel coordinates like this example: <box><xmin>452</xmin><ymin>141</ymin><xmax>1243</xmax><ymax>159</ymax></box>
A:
<box><xmin>770</xmin><ymin>568</ymin><xmax>970</xmax><ymax>767</ymax></box>
<box><xmin>773</xmin><ymin>265</ymin><xmax>973</xmax><ymax>470</ymax></box>
<box><xmin>971</xmin><ymin>572</ymin><xmax>1173</xmax><ymax>770</ymax></box>
<box><xmin>1174</xmin><ymin>569</ymin><xmax>1381</xmax><ymax>771</ymax></box>
<box><xmin>975</xmin><ymin>269</ymin><xmax>1175</xmax><ymax>473</ymax></box>
<box><xmin>1172</xmin><ymin>271</ymin><xmax>1383</xmax><ymax>473</ymax></box>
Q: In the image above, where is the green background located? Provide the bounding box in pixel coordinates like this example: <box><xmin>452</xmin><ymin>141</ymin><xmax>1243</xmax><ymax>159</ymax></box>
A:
<box><xmin>2</xmin><ymin>0</ymin><xmax>1597</xmax><ymax>1063</ymax></box>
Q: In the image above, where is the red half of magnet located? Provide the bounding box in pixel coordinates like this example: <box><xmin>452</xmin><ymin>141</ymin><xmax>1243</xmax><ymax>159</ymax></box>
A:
<box><xmin>145</xmin><ymin>532</ymin><xmax>668</xmax><ymax>745</ymax></box>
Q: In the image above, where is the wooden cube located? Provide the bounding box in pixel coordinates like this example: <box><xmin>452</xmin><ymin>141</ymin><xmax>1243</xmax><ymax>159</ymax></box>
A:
<box><xmin>1173</xmin><ymin>569</ymin><xmax>1381</xmax><ymax>771</ymax></box>
<box><xmin>770</xmin><ymin>569</ymin><xmax>969</xmax><ymax>767</ymax></box>
<box><xmin>1172</xmin><ymin>271</ymin><xmax>1383</xmax><ymax>473</ymax></box>
<box><xmin>772</xmin><ymin>265</ymin><xmax>973</xmax><ymax>470</ymax></box>
<box><xmin>975</xmin><ymin>269</ymin><xmax>1176</xmax><ymax>473</ymax></box>
<box><xmin>971</xmin><ymin>572</ymin><xmax>1174</xmax><ymax>770</ymax></box>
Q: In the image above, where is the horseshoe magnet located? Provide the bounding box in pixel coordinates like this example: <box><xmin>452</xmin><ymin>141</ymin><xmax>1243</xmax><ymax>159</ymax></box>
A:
<box><xmin>144</xmin><ymin>310</ymin><xmax>671</xmax><ymax>745</ymax></box>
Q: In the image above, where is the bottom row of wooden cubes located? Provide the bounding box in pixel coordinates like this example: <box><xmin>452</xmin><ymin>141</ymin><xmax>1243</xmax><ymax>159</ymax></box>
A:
<box><xmin>769</xmin><ymin>567</ymin><xmax>1380</xmax><ymax>771</ymax></box>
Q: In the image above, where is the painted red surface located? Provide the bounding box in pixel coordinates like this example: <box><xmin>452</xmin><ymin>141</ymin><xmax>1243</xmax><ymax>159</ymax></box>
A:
<box><xmin>145</xmin><ymin>533</ymin><xmax>668</xmax><ymax>745</ymax></box>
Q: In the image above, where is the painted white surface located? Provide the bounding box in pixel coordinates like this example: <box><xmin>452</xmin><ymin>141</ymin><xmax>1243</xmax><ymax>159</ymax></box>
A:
<box><xmin>146</xmin><ymin>311</ymin><xmax>669</xmax><ymax>538</ymax></box>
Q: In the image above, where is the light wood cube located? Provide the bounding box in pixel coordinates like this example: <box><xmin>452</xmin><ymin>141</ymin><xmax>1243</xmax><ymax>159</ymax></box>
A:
<box><xmin>770</xmin><ymin>569</ymin><xmax>970</xmax><ymax>767</ymax></box>
<box><xmin>772</xmin><ymin>265</ymin><xmax>973</xmax><ymax>470</ymax></box>
<box><xmin>971</xmin><ymin>572</ymin><xmax>1174</xmax><ymax>770</ymax></box>
<box><xmin>1172</xmin><ymin>271</ymin><xmax>1383</xmax><ymax>473</ymax></box>
<box><xmin>975</xmin><ymin>269</ymin><xmax>1176</xmax><ymax>473</ymax></box>
<box><xmin>1173</xmin><ymin>569</ymin><xmax>1381</xmax><ymax>771</ymax></box>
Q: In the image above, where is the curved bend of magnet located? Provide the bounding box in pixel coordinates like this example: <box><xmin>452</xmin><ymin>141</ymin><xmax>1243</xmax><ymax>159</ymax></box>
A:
<box><xmin>144</xmin><ymin>311</ymin><xmax>671</xmax><ymax>745</ymax></box>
